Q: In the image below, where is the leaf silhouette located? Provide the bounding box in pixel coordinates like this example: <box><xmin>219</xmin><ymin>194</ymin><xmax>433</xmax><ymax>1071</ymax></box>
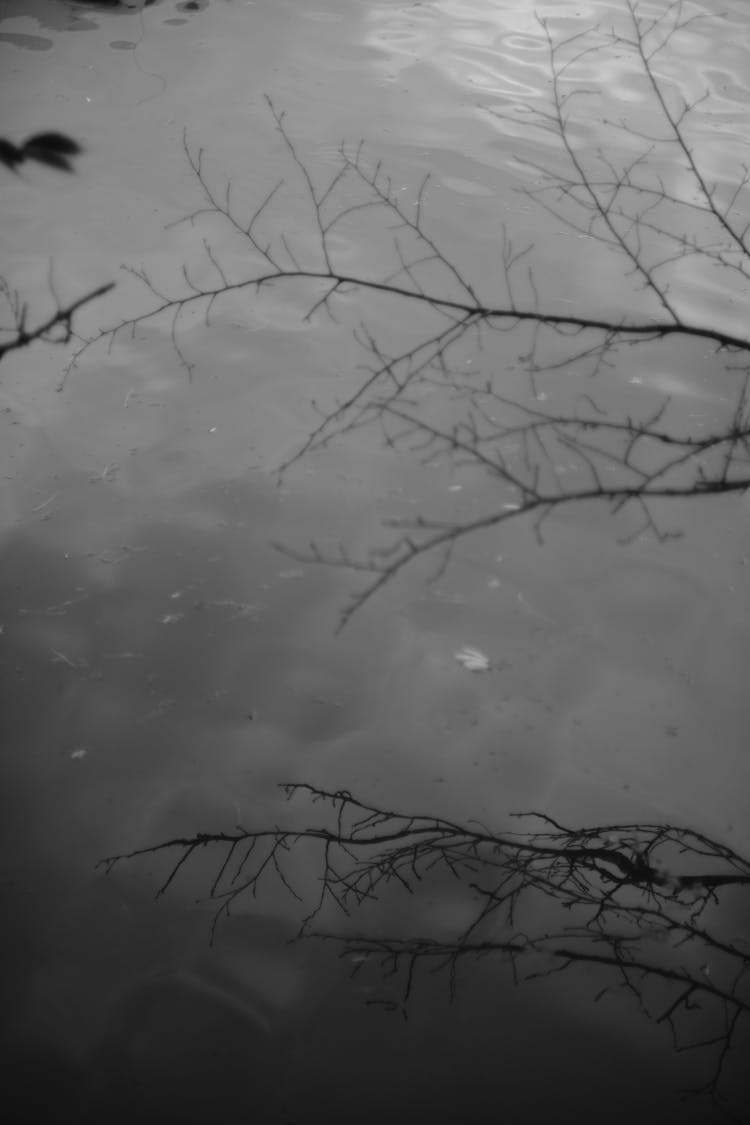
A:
<box><xmin>0</xmin><ymin>139</ymin><xmax>23</xmax><ymax>171</ymax></box>
<box><xmin>0</xmin><ymin>132</ymin><xmax>83</xmax><ymax>174</ymax></box>
<box><xmin>22</xmin><ymin>133</ymin><xmax>83</xmax><ymax>172</ymax></box>
<box><xmin>24</xmin><ymin>132</ymin><xmax>83</xmax><ymax>156</ymax></box>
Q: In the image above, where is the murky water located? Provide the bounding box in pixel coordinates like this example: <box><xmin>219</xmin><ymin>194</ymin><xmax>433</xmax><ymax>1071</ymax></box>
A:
<box><xmin>1</xmin><ymin>1</ymin><xmax>748</xmax><ymax>1121</ymax></box>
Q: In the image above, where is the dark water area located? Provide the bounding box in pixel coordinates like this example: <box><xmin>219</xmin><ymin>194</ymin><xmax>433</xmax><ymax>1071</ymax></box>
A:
<box><xmin>2</xmin><ymin>0</ymin><xmax>749</xmax><ymax>1121</ymax></box>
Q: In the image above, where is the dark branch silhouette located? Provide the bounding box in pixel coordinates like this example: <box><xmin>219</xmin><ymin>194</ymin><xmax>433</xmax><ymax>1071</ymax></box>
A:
<box><xmin>101</xmin><ymin>783</ymin><xmax>750</xmax><ymax>1118</ymax></box>
<box><xmin>0</xmin><ymin>275</ymin><xmax>115</xmax><ymax>365</ymax></box>
<box><xmin>56</xmin><ymin>1</ymin><xmax>749</xmax><ymax>624</ymax></box>
<box><xmin>88</xmin><ymin>10</ymin><xmax>749</xmax><ymax>1115</ymax></box>
<box><xmin>0</xmin><ymin>131</ymin><xmax>115</xmax><ymax>365</ymax></box>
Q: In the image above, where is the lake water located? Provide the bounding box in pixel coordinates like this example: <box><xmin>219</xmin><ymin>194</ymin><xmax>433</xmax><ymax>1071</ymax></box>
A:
<box><xmin>1</xmin><ymin>0</ymin><xmax>748</xmax><ymax>1121</ymax></box>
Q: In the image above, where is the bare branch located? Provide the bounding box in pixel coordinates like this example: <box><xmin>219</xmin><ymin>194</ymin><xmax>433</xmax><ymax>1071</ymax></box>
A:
<box><xmin>52</xmin><ymin>0</ymin><xmax>750</xmax><ymax>626</ymax></box>
<box><xmin>101</xmin><ymin>784</ymin><xmax>750</xmax><ymax>1117</ymax></box>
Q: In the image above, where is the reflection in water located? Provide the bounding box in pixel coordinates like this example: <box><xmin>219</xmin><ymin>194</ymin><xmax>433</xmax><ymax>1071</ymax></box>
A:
<box><xmin>1</xmin><ymin>0</ymin><xmax>749</xmax><ymax>1120</ymax></box>
<box><xmin>107</xmin><ymin>780</ymin><xmax>748</xmax><ymax>1119</ymax></box>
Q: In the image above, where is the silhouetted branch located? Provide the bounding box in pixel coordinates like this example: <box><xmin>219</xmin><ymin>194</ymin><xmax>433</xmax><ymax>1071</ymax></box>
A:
<box><xmin>0</xmin><ymin>129</ymin><xmax>115</xmax><ymax>366</ymax></box>
<box><xmin>0</xmin><ymin>276</ymin><xmax>115</xmax><ymax>364</ymax></box>
<box><xmin>57</xmin><ymin>0</ymin><xmax>750</xmax><ymax>624</ymax></box>
<box><xmin>101</xmin><ymin>783</ymin><xmax>750</xmax><ymax>1117</ymax></box>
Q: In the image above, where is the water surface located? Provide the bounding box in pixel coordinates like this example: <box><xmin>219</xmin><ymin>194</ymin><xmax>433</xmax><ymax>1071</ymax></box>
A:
<box><xmin>1</xmin><ymin>1</ymin><xmax>748</xmax><ymax>1120</ymax></box>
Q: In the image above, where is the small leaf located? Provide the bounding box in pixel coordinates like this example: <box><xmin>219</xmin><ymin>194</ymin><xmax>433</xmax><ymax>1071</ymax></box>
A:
<box><xmin>0</xmin><ymin>139</ymin><xmax>22</xmax><ymax>171</ymax></box>
<box><xmin>24</xmin><ymin>132</ymin><xmax>83</xmax><ymax>156</ymax></box>
<box><xmin>22</xmin><ymin>148</ymin><xmax>70</xmax><ymax>172</ymax></box>
<box><xmin>22</xmin><ymin>132</ymin><xmax>84</xmax><ymax>173</ymax></box>
<box><xmin>454</xmin><ymin>645</ymin><xmax>491</xmax><ymax>672</ymax></box>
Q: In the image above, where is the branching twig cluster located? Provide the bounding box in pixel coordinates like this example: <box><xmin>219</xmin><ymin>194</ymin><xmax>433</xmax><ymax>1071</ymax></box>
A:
<box><xmin>55</xmin><ymin>1</ymin><xmax>750</xmax><ymax>624</ymax></box>
<box><xmin>83</xmin><ymin>6</ymin><xmax>748</xmax><ymax>1117</ymax></box>
<box><xmin>0</xmin><ymin>275</ymin><xmax>115</xmax><ymax>365</ymax></box>
<box><xmin>0</xmin><ymin>132</ymin><xmax>114</xmax><ymax>366</ymax></box>
<box><xmin>101</xmin><ymin>783</ymin><xmax>750</xmax><ymax>1117</ymax></box>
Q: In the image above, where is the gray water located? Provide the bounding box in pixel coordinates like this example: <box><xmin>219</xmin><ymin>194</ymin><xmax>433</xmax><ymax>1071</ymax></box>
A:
<box><xmin>1</xmin><ymin>1</ymin><xmax>748</xmax><ymax>1121</ymax></box>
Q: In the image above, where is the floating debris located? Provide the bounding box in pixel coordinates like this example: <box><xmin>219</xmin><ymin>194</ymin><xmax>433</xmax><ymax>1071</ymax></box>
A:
<box><xmin>454</xmin><ymin>645</ymin><xmax>491</xmax><ymax>673</ymax></box>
